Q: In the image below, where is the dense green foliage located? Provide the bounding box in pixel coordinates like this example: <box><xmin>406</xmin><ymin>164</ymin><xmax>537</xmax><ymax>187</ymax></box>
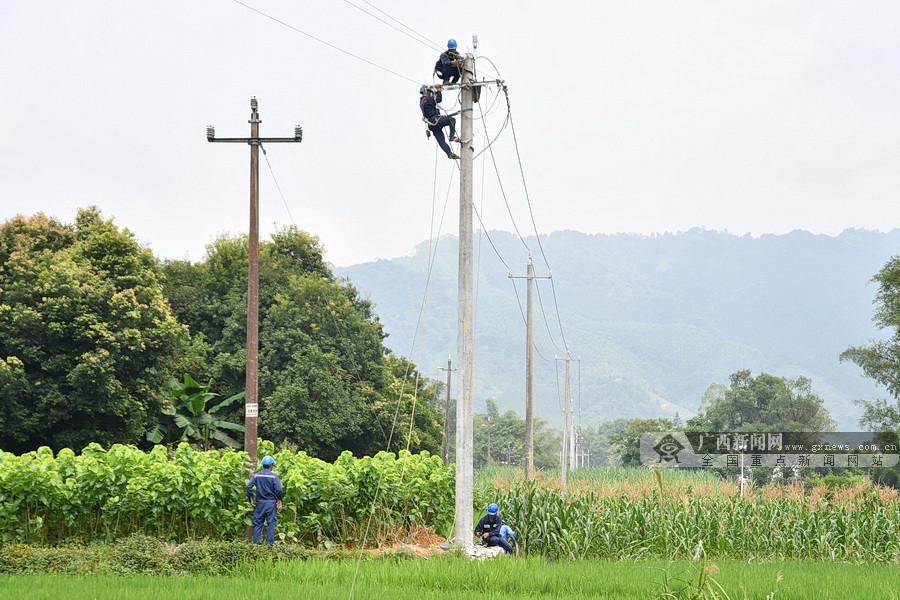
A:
<box><xmin>842</xmin><ymin>256</ymin><xmax>900</xmax><ymax>435</ymax></box>
<box><xmin>473</xmin><ymin>399</ymin><xmax>559</xmax><ymax>469</ymax></box>
<box><xmin>687</xmin><ymin>370</ymin><xmax>835</xmax><ymax>432</ymax></box>
<box><xmin>146</xmin><ymin>374</ymin><xmax>244</xmax><ymax>449</ymax></box>
<box><xmin>842</xmin><ymin>256</ymin><xmax>900</xmax><ymax>402</ymax></box>
<box><xmin>162</xmin><ymin>228</ymin><xmax>442</xmax><ymax>459</ymax></box>
<box><xmin>2</xmin><ymin>557</ymin><xmax>898</xmax><ymax>599</ymax></box>
<box><xmin>0</xmin><ymin>209</ymin><xmax>191</xmax><ymax>452</ymax></box>
<box><xmin>0</xmin><ymin>535</ymin><xmax>314</xmax><ymax>576</ymax></box>
<box><xmin>0</xmin><ymin>443</ymin><xmax>452</xmax><ymax>545</ymax></box>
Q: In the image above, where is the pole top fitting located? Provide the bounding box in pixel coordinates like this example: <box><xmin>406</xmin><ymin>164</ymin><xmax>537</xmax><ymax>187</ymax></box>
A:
<box><xmin>249</xmin><ymin>97</ymin><xmax>261</xmax><ymax>123</ymax></box>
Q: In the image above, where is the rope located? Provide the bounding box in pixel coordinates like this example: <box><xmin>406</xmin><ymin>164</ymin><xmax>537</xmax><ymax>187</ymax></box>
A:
<box><xmin>348</xmin><ymin>162</ymin><xmax>456</xmax><ymax>600</ymax></box>
<box><xmin>476</xmin><ymin>99</ymin><xmax>528</xmax><ymax>254</ymax></box>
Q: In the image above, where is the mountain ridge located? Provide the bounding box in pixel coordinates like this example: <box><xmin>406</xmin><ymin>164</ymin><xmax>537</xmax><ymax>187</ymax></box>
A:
<box><xmin>337</xmin><ymin>228</ymin><xmax>900</xmax><ymax>428</ymax></box>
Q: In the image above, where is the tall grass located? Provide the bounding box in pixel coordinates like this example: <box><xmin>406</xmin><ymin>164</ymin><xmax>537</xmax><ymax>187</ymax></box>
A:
<box><xmin>3</xmin><ymin>558</ymin><xmax>898</xmax><ymax>599</ymax></box>
<box><xmin>482</xmin><ymin>480</ymin><xmax>900</xmax><ymax>562</ymax></box>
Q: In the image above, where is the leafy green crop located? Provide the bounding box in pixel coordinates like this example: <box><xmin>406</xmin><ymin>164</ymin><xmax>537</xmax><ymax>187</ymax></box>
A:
<box><xmin>0</xmin><ymin>443</ymin><xmax>452</xmax><ymax>546</ymax></box>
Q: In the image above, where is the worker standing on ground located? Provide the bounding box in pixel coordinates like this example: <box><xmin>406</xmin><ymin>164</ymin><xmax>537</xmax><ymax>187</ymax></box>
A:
<box><xmin>420</xmin><ymin>84</ymin><xmax>459</xmax><ymax>159</ymax></box>
<box><xmin>245</xmin><ymin>455</ymin><xmax>284</xmax><ymax>546</ymax></box>
<box><xmin>434</xmin><ymin>38</ymin><xmax>461</xmax><ymax>84</ymax></box>
<box><xmin>474</xmin><ymin>503</ymin><xmax>516</xmax><ymax>554</ymax></box>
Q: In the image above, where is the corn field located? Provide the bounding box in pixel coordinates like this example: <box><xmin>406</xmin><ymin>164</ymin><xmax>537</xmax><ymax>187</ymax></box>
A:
<box><xmin>480</xmin><ymin>478</ymin><xmax>900</xmax><ymax>562</ymax></box>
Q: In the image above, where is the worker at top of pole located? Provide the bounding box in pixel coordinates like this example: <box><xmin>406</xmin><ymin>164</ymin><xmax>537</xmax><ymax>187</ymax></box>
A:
<box><xmin>420</xmin><ymin>84</ymin><xmax>459</xmax><ymax>160</ymax></box>
<box><xmin>474</xmin><ymin>502</ymin><xmax>517</xmax><ymax>554</ymax></box>
<box><xmin>434</xmin><ymin>39</ymin><xmax>461</xmax><ymax>84</ymax></box>
<box><xmin>245</xmin><ymin>455</ymin><xmax>284</xmax><ymax>545</ymax></box>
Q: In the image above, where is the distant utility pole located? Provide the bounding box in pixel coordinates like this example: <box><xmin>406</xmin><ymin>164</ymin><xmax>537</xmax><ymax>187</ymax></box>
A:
<box><xmin>438</xmin><ymin>356</ymin><xmax>456</xmax><ymax>467</ymax></box>
<box><xmin>509</xmin><ymin>256</ymin><xmax>551</xmax><ymax>480</ymax></box>
<box><xmin>560</xmin><ymin>352</ymin><xmax>572</xmax><ymax>491</ymax></box>
<box><xmin>207</xmin><ymin>97</ymin><xmax>302</xmax><ymax>469</ymax></box>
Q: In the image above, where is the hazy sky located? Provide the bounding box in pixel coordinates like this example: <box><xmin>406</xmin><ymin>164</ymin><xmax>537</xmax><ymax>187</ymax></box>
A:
<box><xmin>2</xmin><ymin>1</ymin><xmax>898</xmax><ymax>266</ymax></box>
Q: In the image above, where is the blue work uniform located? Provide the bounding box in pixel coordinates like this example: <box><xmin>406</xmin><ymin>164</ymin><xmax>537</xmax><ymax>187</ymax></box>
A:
<box><xmin>420</xmin><ymin>91</ymin><xmax>457</xmax><ymax>158</ymax></box>
<box><xmin>435</xmin><ymin>50</ymin><xmax>461</xmax><ymax>84</ymax></box>
<box><xmin>245</xmin><ymin>467</ymin><xmax>284</xmax><ymax>545</ymax></box>
<box><xmin>475</xmin><ymin>514</ymin><xmax>514</xmax><ymax>554</ymax></box>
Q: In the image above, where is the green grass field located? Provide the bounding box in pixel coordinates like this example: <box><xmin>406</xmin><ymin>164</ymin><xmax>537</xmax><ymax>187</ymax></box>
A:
<box><xmin>3</xmin><ymin>557</ymin><xmax>897</xmax><ymax>599</ymax></box>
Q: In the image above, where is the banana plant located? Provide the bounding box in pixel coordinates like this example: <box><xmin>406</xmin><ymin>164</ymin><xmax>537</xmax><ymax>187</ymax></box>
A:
<box><xmin>146</xmin><ymin>374</ymin><xmax>245</xmax><ymax>449</ymax></box>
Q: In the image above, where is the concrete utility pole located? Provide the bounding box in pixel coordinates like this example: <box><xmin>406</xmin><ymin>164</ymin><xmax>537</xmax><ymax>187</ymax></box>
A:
<box><xmin>207</xmin><ymin>97</ymin><xmax>302</xmax><ymax>469</ymax></box>
<box><xmin>454</xmin><ymin>51</ymin><xmax>476</xmax><ymax>547</ymax></box>
<box><xmin>438</xmin><ymin>356</ymin><xmax>456</xmax><ymax>467</ymax></box>
<box><xmin>561</xmin><ymin>352</ymin><xmax>571</xmax><ymax>491</ymax></box>
<box><xmin>509</xmin><ymin>257</ymin><xmax>551</xmax><ymax>480</ymax></box>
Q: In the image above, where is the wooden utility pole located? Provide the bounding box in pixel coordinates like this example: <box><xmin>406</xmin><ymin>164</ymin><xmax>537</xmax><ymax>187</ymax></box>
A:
<box><xmin>438</xmin><ymin>356</ymin><xmax>456</xmax><ymax>466</ymax></box>
<box><xmin>454</xmin><ymin>52</ymin><xmax>476</xmax><ymax>547</ymax></box>
<box><xmin>207</xmin><ymin>97</ymin><xmax>302</xmax><ymax>469</ymax></box>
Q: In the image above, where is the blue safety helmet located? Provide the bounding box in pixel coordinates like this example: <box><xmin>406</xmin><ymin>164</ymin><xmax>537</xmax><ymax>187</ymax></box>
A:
<box><xmin>487</xmin><ymin>503</ymin><xmax>499</xmax><ymax>515</ymax></box>
<box><xmin>447</xmin><ymin>38</ymin><xmax>457</xmax><ymax>50</ymax></box>
<box><xmin>261</xmin><ymin>455</ymin><xmax>276</xmax><ymax>467</ymax></box>
<box><xmin>420</xmin><ymin>84</ymin><xmax>427</xmax><ymax>94</ymax></box>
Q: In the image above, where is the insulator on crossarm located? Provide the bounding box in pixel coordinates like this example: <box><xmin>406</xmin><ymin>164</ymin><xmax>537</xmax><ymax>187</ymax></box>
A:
<box><xmin>206</xmin><ymin>125</ymin><xmax>215</xmax><ymax>140</ymax></box>
<box><xmin>295</xmin><ymin>125</ymin><xmax>303</xmax><ymax>142</ymax></box>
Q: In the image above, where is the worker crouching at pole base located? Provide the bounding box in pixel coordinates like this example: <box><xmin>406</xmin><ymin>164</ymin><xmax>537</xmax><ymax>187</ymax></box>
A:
<box><xmin>245</xmin><ymin>455</ymin><xmax>284</xmax><ymax>546</ymax></box>
<box><xmin>420</xmin><ymin>84</ymin><xmax>459</xmax><ymax>160</ymax></box>
<box><xmin>475</xmin><ymin>503</ymin><xmax>516</xmax><ymax>554</ymax></box>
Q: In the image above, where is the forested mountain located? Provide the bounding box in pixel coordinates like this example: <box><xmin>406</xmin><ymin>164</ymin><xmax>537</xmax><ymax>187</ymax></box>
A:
<box><xmin>338</xmin><ymin>229</ymin><xmax>900</xmax><ymax>428</ymax></box>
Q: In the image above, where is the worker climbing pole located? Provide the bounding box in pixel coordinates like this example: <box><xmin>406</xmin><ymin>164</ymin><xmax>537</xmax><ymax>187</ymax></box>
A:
<box><xmin>420</xmin><ymin>82</ymin><xmax>460</xmax><ymax>160</ymax></box>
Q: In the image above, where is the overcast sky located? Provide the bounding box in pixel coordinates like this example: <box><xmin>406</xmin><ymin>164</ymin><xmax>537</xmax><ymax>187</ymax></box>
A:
<box><xmin>2</xmin><ymin>1</ymin><xmax>898</xmax><ymax>266</ymax></box>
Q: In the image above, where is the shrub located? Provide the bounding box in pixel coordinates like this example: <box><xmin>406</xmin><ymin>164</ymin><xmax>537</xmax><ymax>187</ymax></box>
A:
<box><xmin>0</xmin><ymin>443</ymin><xmax>453</xmax><ymax>547</ymax></box>
<box><xmin>110</xmin><ymin>534</ymin><xmax>173</xmax><ymax>574</ymax></box>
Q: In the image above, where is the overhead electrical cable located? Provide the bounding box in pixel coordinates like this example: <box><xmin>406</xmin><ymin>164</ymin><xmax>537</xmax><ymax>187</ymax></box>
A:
<box><xmin>359</xmin><ymin>0</ymin><xmax>443</xmax><ymax>51</ymax></box>
<box><xmin>231</xmin><ymin>0</ymin><xmax>420</xmax><ymax>84</ymax></box>
<box><xmin>340</xmin><ymin>0</ymin><xmax>443</xmax><ymax>52</ymax></box>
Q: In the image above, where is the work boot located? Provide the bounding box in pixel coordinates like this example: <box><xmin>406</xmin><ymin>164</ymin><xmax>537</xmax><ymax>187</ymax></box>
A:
<box><xmin>449</xmin><ymin>134</ymin><xmax>460</xmax><ymax>142</ymax></box>
<box><xmin>448</xmin><ymin>153</ymin><xmax>460</xmax><ymax>160</ymax></box>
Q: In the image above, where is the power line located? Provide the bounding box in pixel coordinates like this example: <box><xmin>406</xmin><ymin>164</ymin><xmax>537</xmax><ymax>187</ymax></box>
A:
<box><xmin>476</xmin><ymin>98</ymin><xmax>529</xmax><ymax>254</ymax></box>
<box><xmin>534</xmin><ymin>277</ymin><xmax>563</xmax><ymax>353</ymax></box>
<box><xmin>260</xmin><ymin>145</ymin><xmax>296</xmax><ymax>226</ymax></box>
<box><xmin>360</xmin><ymin>0</ymin><xmax>443</xmax><ymax>51</ymax></box>
<box><xmin>340</xmin><ymin>0</ymin><xmax>442</xmax><ymax>52</ymax></box>
<box><xmin>230</xmin><ymin>0</ymin><xmax>420</xmax><ymax>84</ymax></box>
<box><xmin>509</xmin><ymin>278</ymin><xmax>552</xmax><ymax>363</ymax></box>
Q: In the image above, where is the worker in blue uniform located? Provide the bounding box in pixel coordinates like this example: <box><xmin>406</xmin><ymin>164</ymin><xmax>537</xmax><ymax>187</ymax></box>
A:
<box><xmin>474</xmin><ymin>502</ymin><xmax>516</xmax><ymax>554</ymax></box>
<box><xmin>420</xmin><ymin>84</ymin><xmax>459</xmax><ymax>159</ymax></box>
<box><xmin>245</xmin><ymin>455</ymin><xmax>284</xmax><ymax>546</ymax></box>
<box><xmin>434</xmin><ymin>39</ymin><xmax>461</xmax><ymax>84</ymax></box>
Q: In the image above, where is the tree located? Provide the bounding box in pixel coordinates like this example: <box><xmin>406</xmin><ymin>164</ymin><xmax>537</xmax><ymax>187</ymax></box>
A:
<box><xmin>473</xmin><ymin>399</ymin><xmax>559</xmax><ymax>470</ymax></box>
<box><xmin>608</xmin><ymin>418</ymin><xmax>676</xmax><ymax>466</ymax></box>
<box><xmin>842</xmin><ymin>256</ymin><xmax>900</xmax><ymax>427</ymax></box>
<box><xmin>162</xmin><ymin>226</ymin><xmax>441</xmax><ymax>460</ymax></box>
<box><xmin>687</xmin><ymin>370</ymin><xmax>835</xmax><ymax>433</ymax></box>
<box><xmin>146</xmin><ymin>374</ymin><xmax>244</xmax><ymax>449</ymax></box>
<box><xmin>841</xmin><ymin>257</ymin><xmax>900</xmax><ymax>487</ymax></box>
<box><xmin>0</xmin><ymin>209</ymin><xmax>191</xmax><ymax>452</ymax></box>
